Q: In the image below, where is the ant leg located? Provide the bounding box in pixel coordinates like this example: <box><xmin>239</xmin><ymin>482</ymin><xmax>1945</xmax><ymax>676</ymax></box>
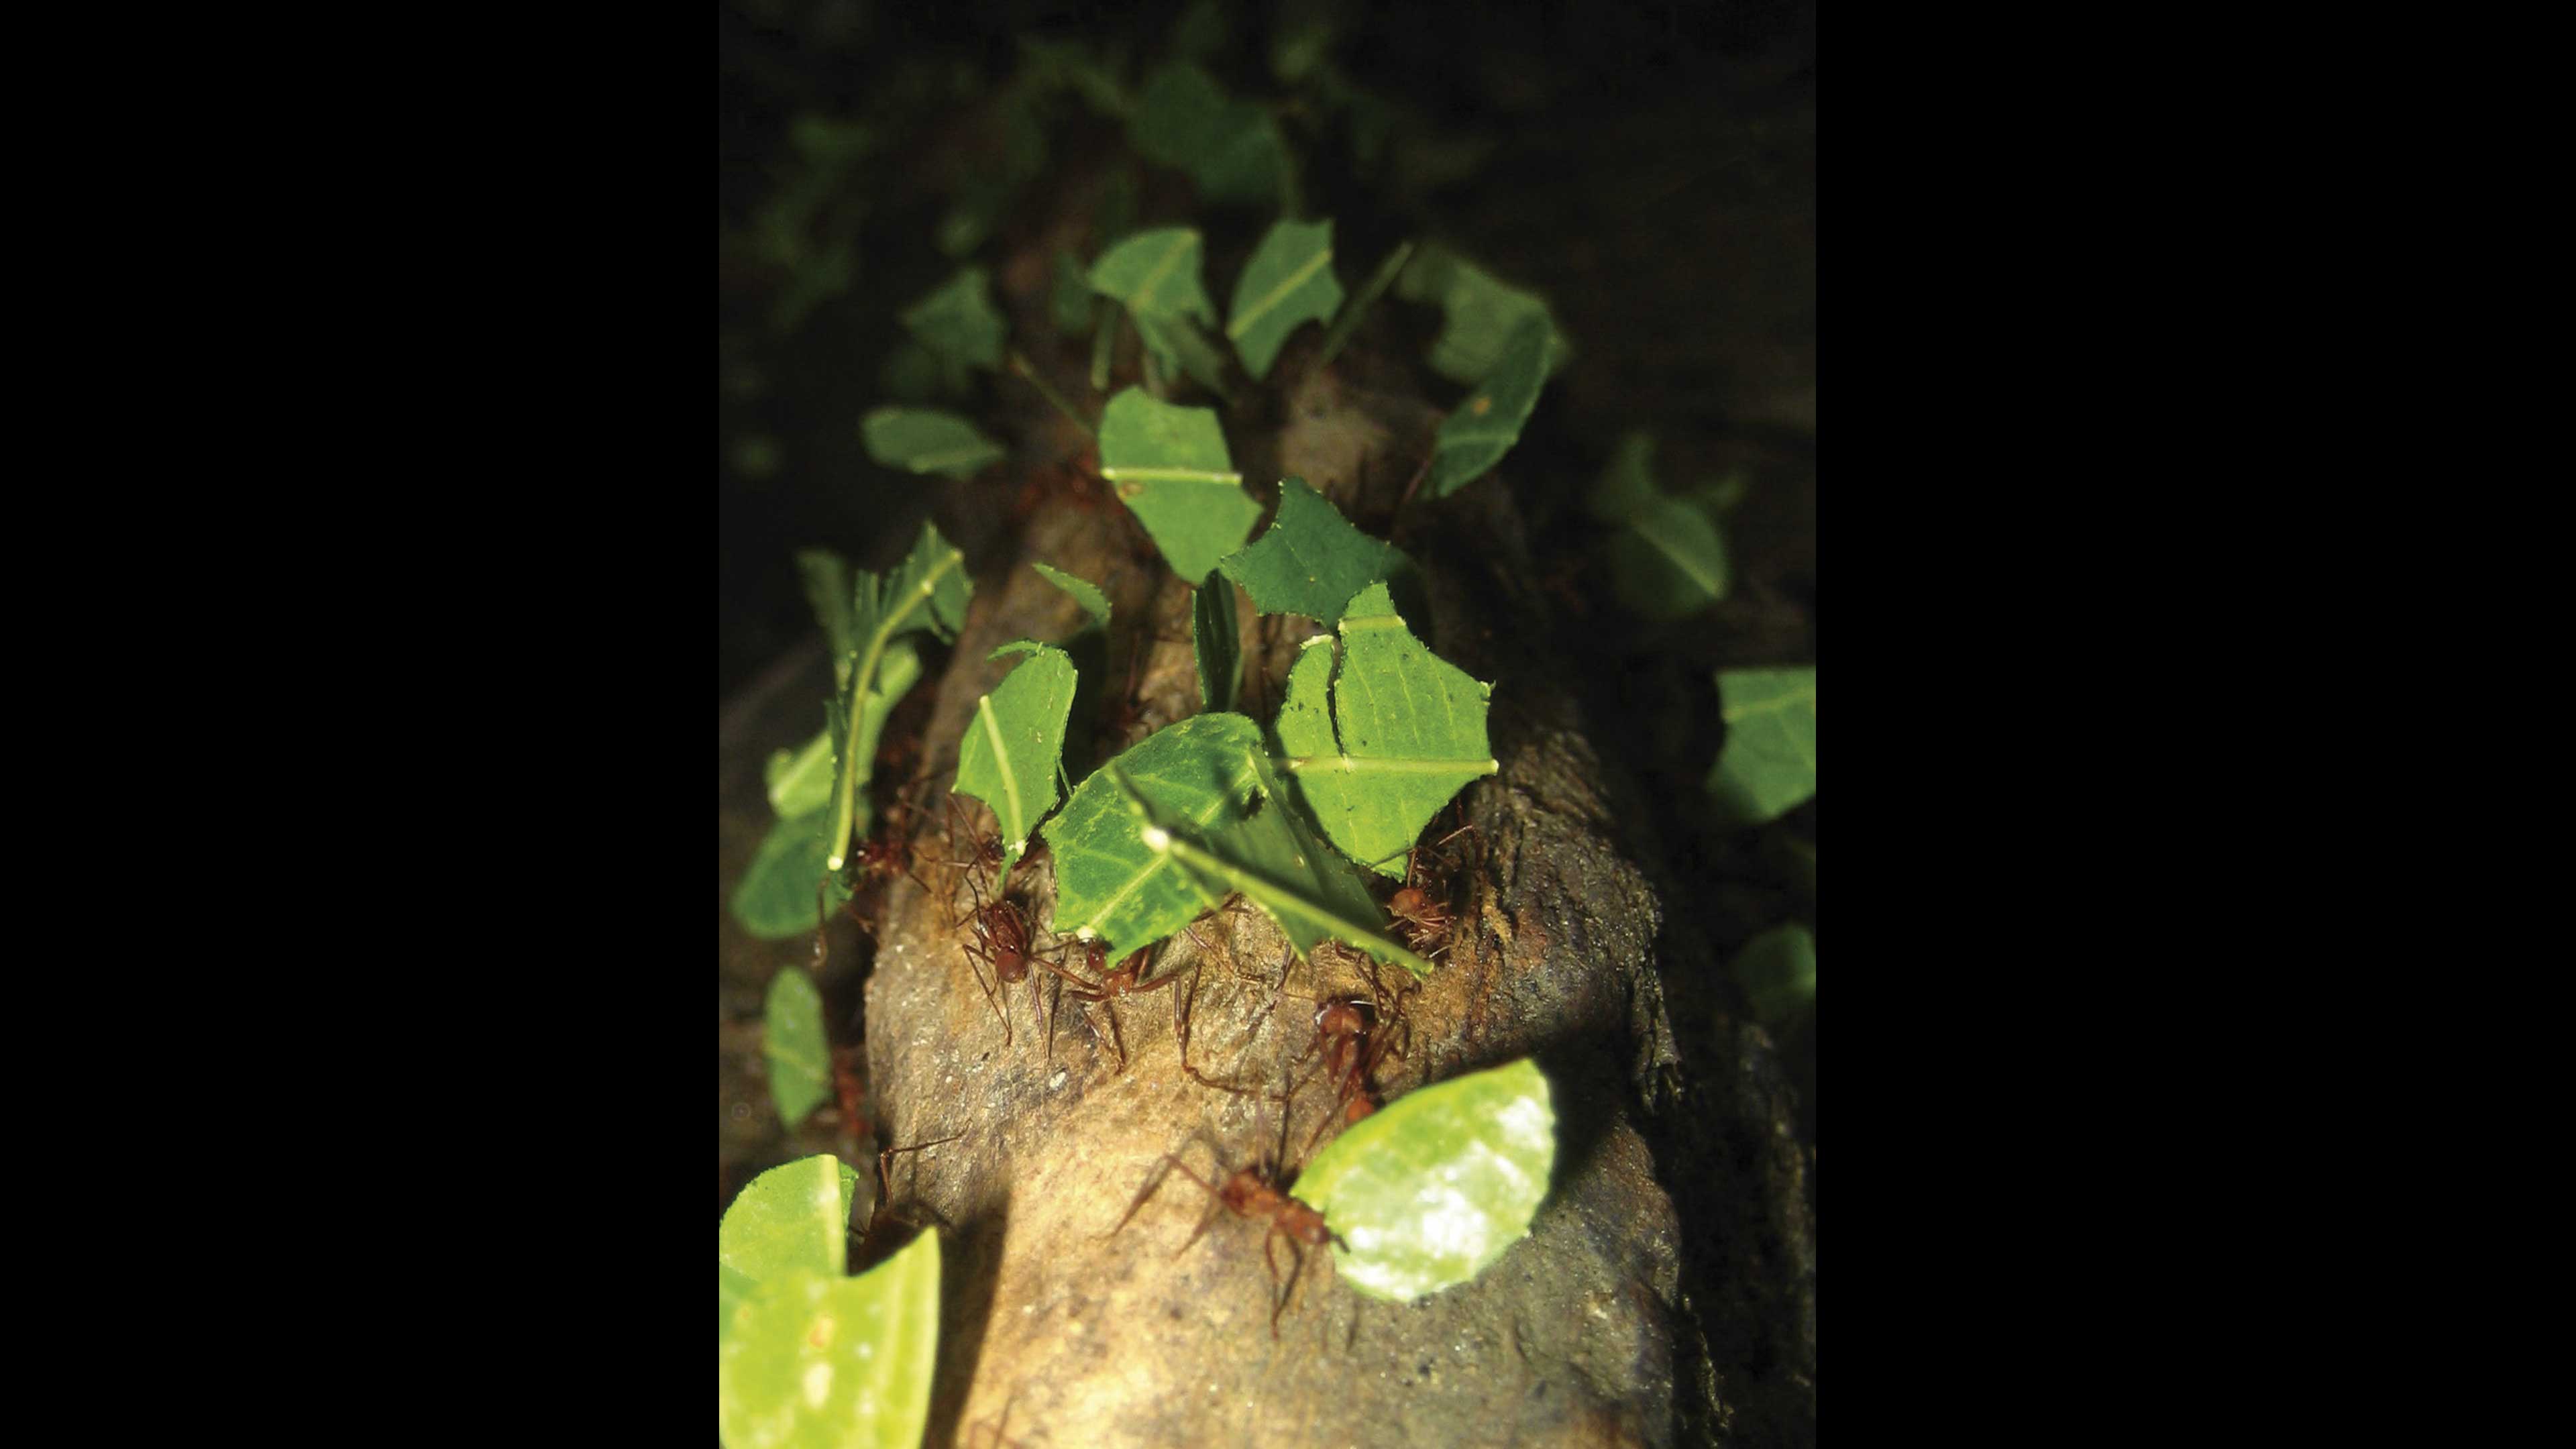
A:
<box><xmin>963</xmin><ymin>943</ymin><xmax>1009</xmax><ymax>1046</ymax></box>
<box><xmin>1111</xmin><ymin>1151</ymin><xmax>1220</xmax><ymax>1238</ymax></box>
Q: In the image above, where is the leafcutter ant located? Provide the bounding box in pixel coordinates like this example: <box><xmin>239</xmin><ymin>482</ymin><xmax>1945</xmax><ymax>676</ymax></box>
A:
<box><xmin>956</xmin><ymin>855</ymin><xmax>1042</xmax><ymax>1051</ymax></box>
<box><xmin>1386</xmin><ymin>818</ymin><xmax>1481</xmax><ymax>960</ymax></box>
<box><xmin>1040</xmin><ymin>934</ymin><xmax>1207</xmax><ymax>1073</ymax></box>
<box><xmin>848</xmin><ymin>1128</ymin><xmax>965</xmax><ymax>1271</ymax></box>
<box><xmin>1111</xmin><ymin>1109</ymin><xmax>1345</xmax><ymax>1339</ymax></box>
<box><xmin>1295</xmin><ymin>948</ymin><xmax>1420</xmax><ymax>1155</ymax></box>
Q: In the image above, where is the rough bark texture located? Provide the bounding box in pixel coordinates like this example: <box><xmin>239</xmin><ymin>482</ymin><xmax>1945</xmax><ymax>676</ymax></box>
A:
<box><xmin>720</xmin><ymin>206</ymin><xmax>1813</xmax><ymax>1449</ymax></box>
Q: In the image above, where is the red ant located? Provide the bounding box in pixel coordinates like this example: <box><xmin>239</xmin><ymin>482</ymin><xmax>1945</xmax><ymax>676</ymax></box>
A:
<box><xmin>1295</xmin><ymin>949</ymin><xmax>1420</xmax><ymax>1155</ymax></box>
<box><xmin>1041</xmin><ymin>935</ymin><xmax>1205</xmax><ymax>1073</ymax></box>
<box><xmin>1386</xmin><ymin>820</ymin><xmax>1481</xmax><ymax>960</ymax></box>
<box><xmin>933</xmin><ymin>792</ymin><xmax>1014</xmax><ymax>925</ymax></box>
<box><xmin>848</xmin><ymin>1128</ymin><xmax>965</xmax><ymax>1271</ymax></box>
<box><xmin>956</xmin><ymin>857</ymin><xmax>1044</xmax><ymax>1051</ymax></box>
<box><xmin>1111</xmin><ymin>1115</ymin><xmax>1345</xmax><ymax>1340</ymax></box>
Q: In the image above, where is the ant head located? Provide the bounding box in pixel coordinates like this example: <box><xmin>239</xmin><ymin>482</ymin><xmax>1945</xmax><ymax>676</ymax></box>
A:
<box><xmin>1316</xmin><ymin>999</ymin><xmax>1368</xmax><ymax>1038</ymax></box>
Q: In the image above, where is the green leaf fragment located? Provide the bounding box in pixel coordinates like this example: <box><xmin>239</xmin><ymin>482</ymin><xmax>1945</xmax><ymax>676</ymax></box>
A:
<box><xmin>720</xmin><ymin>1154</ymin><xmax>858</xmax><ymax>1285</ymax></box>
<box><xmin>1394</xmin><ymin>242</ymin><xmax>1571</xmax><ymax>384</ymax></box>
<box><xmin>1295</xmin><ymin>1058</ymin><xmax>1555</xmax><ymax>1302</ymax></box>
<box><xmin>1217</xmin><ymin>476</ymin><xmax>1411</xmax><ymax>627</ymax></box>
<box><xmin>1095</xmin><ymin>388</ymin><xmax>1260</xmax><ymax>583</ymax></box>
<box><xmin>1193</xmin><ymin>580</ymin><xmax>1240</xmax><ymax>714</ymax></box>
<box><xmin>1609</xmin><ymin>496</ymin><xmax>1730</xmax><ymax>619</ymax></box>
<box><xmin>1227</xmin><ymin>219</ymin><xmax>1344</xmax><ymax>380</ymax></box>
<box><xmin>1427</xmin><ymin>318</ymin><xmax>1552</xmax><ymax>498</ymax></box>
<box><xmin>898</xmin><ymin>265</ymin><xmax>1006</xmax><ymax>375</ymax></box>
<box><xmin>826</xmin><ymin>523</ymin><xmax>971</xmax><ymax>871</ymax></box>
<box><xmin>730</xmin><ymin>808</ymin><xmax>855</xmax><ymax>941</ymax></box>
<box><xmin>795</xmin><ymin>549</ymin><xmax>858</xmax><ymax>674</ymax></box>
<box><xmin>1032</xmin><ymin>561</ymin><xmax>1112</xmax><ymax>635</ymax></box>
<box><xmin>763</xmin><ymin>967</ymin><xmax>833</xmax><ymax>1130</ymax></box>
<box><xmin>1089</xmin><ymin>227</ymin><xmax>1216</xmax><ymax>339</ymax></box>
<box><xmin>1707</xmin><ymin>667</ymin><xmax>1816</xmax><ymax>826</ymax></box>
<box><xmin>953</xmin><ymin>643</ymin><xmax>1078</xmax><ymax>872</ymax></box>
<box><xmin>1273</xmin><ymin>582</ymin><xmax>1499</xmax><ymax>877</ymax></box>
<box><xmin>861</xmin><ymin>407</ymin><xmax>1006</xmax><ymax>479</ymax></box>
<box><xmin>718</xmin><ymin>1232</ymin><xmax>941</xmax><ymax>1449</ymax></box>
<box><xmin>1041</xmin><ymin>714</ymin><xmax>1267</xmax><ymax>953</ymax></box>
<box><xmin>1128</xmin><ymin>64</ymin><xmax>1289</xmax><ymax>207</ymax></box>
<box><xmin>1734</xmin><ymin>922</ymin><xmax>1815</xmax><ymax>1028</ymax></box>
<box><xmin>766</xmin><ymin>729</ymin><xmax>835</xmax><ymax>820</ymax></box>
<box><xmin>1316</xmin><ymin>239</ymin><xmax>1413</xmax><ymax>369</ymax></box>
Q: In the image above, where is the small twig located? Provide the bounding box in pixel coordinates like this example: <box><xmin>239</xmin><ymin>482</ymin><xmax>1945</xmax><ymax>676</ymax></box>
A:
<box><xmin>1315</xmin><ymin>239</ymin><xmax>1413</xmax><ymax>371</ymax></box>
<box><xmin>1009</xmin><ymin>349</ymin><xmax>1095</xmax><ymax>439</ymax></box>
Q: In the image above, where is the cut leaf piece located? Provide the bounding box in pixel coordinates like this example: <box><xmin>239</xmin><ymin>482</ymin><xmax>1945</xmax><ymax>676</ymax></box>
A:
<box><xmin>1227</xmin><ymin>219</ymin><xmax>1343</xmax><ymax>380</ymax></box>
<box><xmin>730</xmin><ymin>808</ymin><xmax>855</xmax><ymax>941</ymax></box>
<box><xmin>1394</xmin><ymin>242</ymin><xmax>1571</xmax><ymax>384</ymax></box>
<box><xmin>1095</xmin><ymin>388</ymin><xmax>1260</xmax><ymax>583</ymax></box>
<box><xmin>1584</xmin><ymin>431</ymin><xmax>1662</xmax><ymax>526</ymax></box>
<box><xmin>1217</xmin><ymin>477</ymin><xmax>1410</xmax><ymax>627</ymax></box>
<box><xmin>1707</xmin><ymin>667</ymin><xmax>1816</xmax><ymax>826</ymax></box>
<box><xmin>861</xmin><ymin>407</ymin><xmax>1006</xmax><ymax>479</ymax></box>
<box><xmin>1088</xmin><ymin>228</ymin><xmax>1216</xmax><ymax>350</ymax></box>
<box><xmin>1041</xmin><ymin>714</ymin><xmax>1267</xmax><ymax>953</ymax></box>
<box><xmin>1609</xmin><ymin>495</ymin><xmax>1730</xmax><ymax>620</ymax></box>
<box><xmin>1032</xmin><ymin>561</ymin><xmax>1112</xmax><ymax>635</ymax></box>
<box><xmin>1193</xmin><ymin>580</ymin><xmax>1240</xmax><ymax>714</ymax></box>
<box><xmin>762</xmin><ymin>968</ymin><xmax>832</xmax><ymax>1130</ymax></box>
<box><xmin>719</xmin><ymin>1153</ymin><xmax>859</xmax><ymax>1284</ymax></box>
<box><xmin>1128</xmin><ymin>63</ymin><xmax>1291</xmax><ymax>207</ymax></box>
<box><xmin>795</xmin><ymin>549</ymin><xmax>857</xmax><ymax>674</ymax></box>
<box><xmin>717</xmin><ymin>1230</ymin><xmax>941</xmax><ymax>1449</ymax></box>
<box><xmin>1295</xmin><ymin>1057</ymin><xmax>1555</xmax><ymax>1302</ymax></box>
<box><xmin>1272</xmin><ymin>582</ymin><xmax>1499</xmax><ymax>876</ymax></box>
<box><xmin>952</xmin><ymin>643</ymin><xmax>1079</xmax><ymax>872</ymax></box>
<box><xmin>826</xmin><ymin>523</ymin><xmax>971</xmax><ymax>870</ymax></box>
<box><xmin>899</xmin><ymin>265</ymin><xmax>1006</xmax><ymax>376</ymax></box>
<box><xmin>1734</xmin><ymin>922</ymin><xmax>1815</xmax><ymax>1028</ymax></box>
<box><xmin>1427</xmin><ymin>318</ymin><xmax>1552</xmax><ymax>498</ymax></box>
<box><xmin>765</xmin><ymin>729</ymin><xmax>835</xmax><ymax>820</ymax></box>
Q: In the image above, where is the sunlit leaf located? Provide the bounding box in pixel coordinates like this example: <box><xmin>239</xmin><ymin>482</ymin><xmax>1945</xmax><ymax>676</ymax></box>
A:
<box><xmin>766</xmin><ymin>729</ymin><xmax>835</xmax><ymax>820</ymax></box>
<box><xmin>720</xmin><ymin>1261</ymin><xmax>757</xmax><ymax>1345</ymax></box>
<box><xmin>1227</xmin><ymin>219</ymin><xmax>1343</xmax><ymax>380</ymax></box>
<box><xmin>1129</xmin><ymin>64</ymin><xmax>1289</xmax><ymax>208</ymax></box>
<box><xmin>1032</xmin><ymin>561</ymin><xmax>1112</xmax><ymax>635</ymax></box>
<box><xmin>953</xmin><ymin>643</ymin><xmax>1078</xmax><ymax>873</ymax></box>
<box><xmin>1295</xmin><ymin>1058</ymin><xmax>1555</xmax><ymax>1302</ymax></box>
<box><xmin>826</xmin><ymin>524</ymin><xmax>971</xmax><ymax>871</ymax></box>
<box><xmin>1735</xmin><ymin>922</ymin><xmax>1815</xmax><ymax>1028</ymax></box>
<box><xmin>763</xmin><ymin>967</ymin><xmax>833</xmax><ymax>1130</ymax></box>
<box><xmin>1041</xmin><ymin>714</ymin><xmax>1266</xmax><ymax>953</ymax></box>
<box><xmin>718</xmin><ymin>1232</ymin><xmax>941</xmax><ymax>1449</ymax></box>
<box><xmin>1273</xmin><ymin>582</ymin><xmax>1499</xmax><ymax>876</ymax></box>
<box><xmin>1095</xmin><ymin>388</ymin><xmax>1260</xmax><ymax>584</ymax></box>
<box><xmin>860</xmin><ymin>407</ymin><xmax>1006</xmax><ymax>479</ymax></box>
<box><xmin>1193</xmin><ymin>580</ymin><xmax>1240</xmax><ymax>714</ymax></box>
<box><xmin>898</xmin><ymin>265</ymin><xmax>1006</xmax><ymax>375</ymax></box>
<box><xmin>1707</xmin><ymin>667</ymin><xmax>1816</xmax><ymax>826</ymax></box>
<box><xmin>731</xmin><ymin>808</ymin><xmax>856</xmax><ymax>941</ymax></box>
<box><xmin>1426</xmin><ymin>318</ymin><xmax>1552</xmax><ymax>498</ymax></box>
<box><xmin>1218</xmin><ymin>477</ymin><xmax>1411</xmax><ymax>627</ymax></box>
<box><xmin>720</xmin><ymin>1154</ymin><xmax>859</xmax><ymax>1285</ymax></box>
<box><xmin>1394</xmin><ymin>242</ymin><xmax>1571</xmax><ymax>384</ymax></box>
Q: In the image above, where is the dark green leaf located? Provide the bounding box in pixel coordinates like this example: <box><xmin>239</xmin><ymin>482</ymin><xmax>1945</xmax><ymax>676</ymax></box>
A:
<box><xmin>1049</xmin><ymin>250</ymin><xmax>1097</xmax><ymax>337</ymax></box>
<box><xmin>730</xmin><ymin>809</ymin><xmax>855</xmax><ymax>941</ymax></box>
<box><xmin>1394</xmin><ymin>242</ymin><xmax>1571</xmax><ymax>384</ymax></box>
<box><xmin>1316</xmin><ymin>239</ymin><xmax>1413</xmax><ymax>368</ymax></box>
<box><xmin>860</xmin><ymin>407</ymin><xmax>1006</xmax><ymax>479</ymax></box>
<box><xmin>1095</xmin><ymin>388</ymin><xmax>1260</xmax><ymax>584</ymax></box>
<box><xmin>1609</xmin><ymin>496</ymin><xmax>1730</xmax><ymax>619</ymax></box>
<box><xmin>795</xmin><ymin>549</ymin><xmax>857</xmax><ymax>671</ymax></box>
<box><xmin>763</xmin><ymin>968</ymin><xmax>832</xmax><ymax>1130</ymax></box>
<box><xmin>1088</xmin><ymin>227</ymin><xmax>1215</xmax><ymax>339</ymax></box>
<box><xmin>1043</xmin><ymin>714</ymin><xmax>1266</xmax><ymax>953</ymax></box>
<box><xmin>1707</xmin><ymin>667</ymin><xmax>1816</xmax><ymax>826</ymax></box>
<box><xmin>1128</xmin><ymin>64</ymin><xmax>1289</xmax><ymax>208</ymax></box>
<box><xmin>1227</xmin><ymin>219</ymin><xmax>1344</xmax><ymax>380</ymax></box>
<box><xmin>898</xmin><ymin>265</ymin><xmax>1007</xmax><ymax>375</ymax></box>
<box><xmin>1193</xmin><ymin>580</ymin><xmax>1240</xmax><ymax>714</ymax></box>
<box><xmin>1734</xmin><ymin>922</ymin><xmax>1815</xmax><ymax>1028</ymax></box>
<box><xmin>717</xmin><ymin>1232</ymin><xmax>941</xmax><ymax>1449</ymax></box>
<box><xmin>1217</xmin><ymin>477</ymin><xmax>1411</xmax><ymax>626</ymax></box>
<box><xmin>1427</xmin><ymin>318</ymin><xmax>1552</xmax><ymax>498</ymax></box>
<box><xmin>952</xmin><ymin>643</ymin><xmax>1079</xmax><ymax>873</ymax></box>
<box><xmin>1295</xmin><ymin>1058</ymin><xmax>1556</xmax><ymax>1301</ymax></box>
<box><xmin>1584</xmin><ymin>432</ymin><xmax>1662</xmax><ymax>525</ymax></box>
<box><xmin>1273</xmin><ymin>582</ymin><xmax>1499</xmax><ymax>876</ymax></box>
